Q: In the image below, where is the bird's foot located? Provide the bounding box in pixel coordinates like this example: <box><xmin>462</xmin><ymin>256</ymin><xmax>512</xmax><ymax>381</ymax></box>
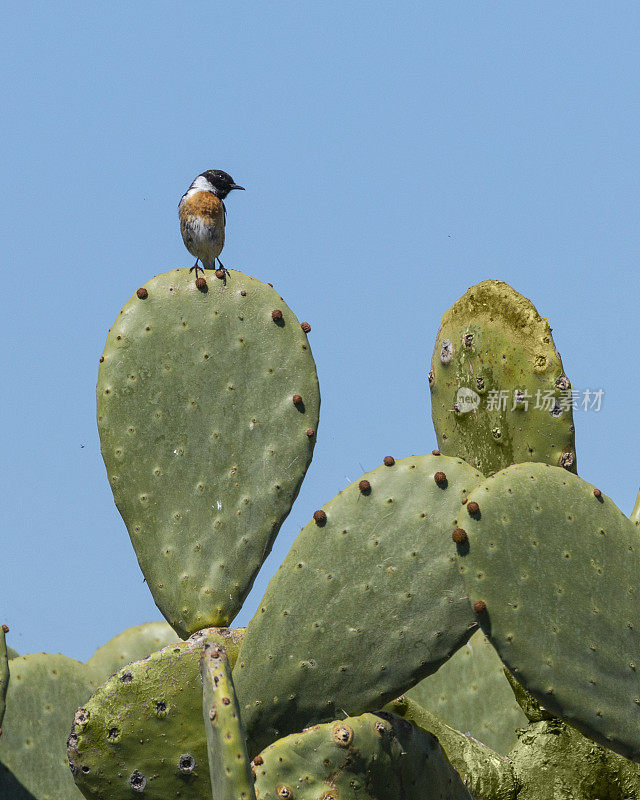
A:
<box><xmin>216</xmin><ymin>258</ymin><xmax>230</xmax><ymax>276</ymax></box>
<box><xmin>189</xmin><ymin>260</ymin><xmax>204</xmax><ymax>278</ymax></box>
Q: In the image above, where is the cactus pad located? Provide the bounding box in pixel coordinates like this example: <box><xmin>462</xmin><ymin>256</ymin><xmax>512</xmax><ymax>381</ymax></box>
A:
<box><xmin>69</xmin><ymin>627</ymin><xmax>244</xmax><ymax>800</ymax></box>
<box><xmin>201</xmin><ymin>642</ymin><xmax>253</xmax><ymax>800</ymax></box>
<box><xmin>86</xmin><ymin>621</ymin><xmax>180</xmax><ymax>681</ymax></box>
<box><xmin>385</xmin><ymin>696</ymin><xmax>518</xmax><ymax>800</ymax></box>
<box><xmin>429</xmin><ymin>280</ymin><xmax>577</xmax><ymax>476</ymax></box>
<box><xmin>253</xmin><ymin>711</ymin><xmax>473</xmax><ymax>800</ymax></box>
<box><xmin>0</xmin><ymin>627</ymin><xmax>8</xmax><ymax>735</ymax></box>
<box><xmin>407</xmin><ymin>630</ymin><xmax>526</xmax><ymax>754</ymax></box>
<box><xmin>234</xmin><ymin>454</ymin><xmax>480</xmax><ymax>756</ymax></box>
<box><xmin>97</xmin><ymin>269</ymin><xmax>320</xmax><ymax>637</ymax></box>
<box><xmin>503</xmin><ymin>669</ymin><xmax>555</xmax><ymax>724</ymax></box>
<box><xmin>0</xmin><ymin>653</ymin><xmax>99</xmax><ymax>800</ymax></box>
<box><xmin>458</xmin><ymin>462</ymin><xmax>640</xmax><ymax>760</ymax></box>
<box><xmin>508</xmin><ymin>717</ymin><xmax>640</xmax><ymax>800</ymax></box>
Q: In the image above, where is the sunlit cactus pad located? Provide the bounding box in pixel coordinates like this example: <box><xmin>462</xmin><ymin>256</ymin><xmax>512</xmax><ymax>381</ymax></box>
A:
<box><xmin>429</xmin><ymin>280</ymin><xmax>576</xmax><ymax>476</ymax></box>
<box><xmin>458</xmin><ymin>462</ymin><xmax>640</xmax><ymax>761</ymax></box>
<box><xmin>97</xmin><ymin>269</ymin><xmax>319</xmax><ymax>637</ymax></box>
<box><xmin>0</xmin><ymin>653</ymin><xmax>100</xmax><ymax>800</ymax></box>
<box><xmin>407</xmin><ymin>629</ymin><xmax>527</xmax><ymax>754</ymax></box>
<box><xmin>69</xmin><ymin>628</ymin><xmax>244</xmax><ymax>800</ymax></box>
<box><xmin>234</xmin><ymin>454</ymin><xmax>480</xmax><ymax>756</ymax></box>
<box><xmin>253</xmin><ymin>711</ymin><xmax>473</xmax><ymax>800</ymax></box>
<box><xmin>508</xmin><ymin>715</ymin><xmax>640</xmax><ymax>800</ymax></box>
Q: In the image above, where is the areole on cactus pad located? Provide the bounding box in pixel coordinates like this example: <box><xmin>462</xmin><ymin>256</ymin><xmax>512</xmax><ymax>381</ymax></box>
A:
<box><xmin>97</xmin><ymin>269</ymin><xmax>320</xmax><ymax>637</ymax></box>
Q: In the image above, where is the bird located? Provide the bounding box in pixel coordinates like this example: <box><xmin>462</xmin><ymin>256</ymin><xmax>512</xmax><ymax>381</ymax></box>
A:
<box><xmin>178</xmin><ymin>170</ymin><xmax>244</xmax><ymax>278</ymax></box>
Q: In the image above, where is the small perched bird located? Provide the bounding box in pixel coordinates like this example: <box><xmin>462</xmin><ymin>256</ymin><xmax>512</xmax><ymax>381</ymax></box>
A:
<box><xmin>178</xmin><ymin>170</ymin><xmax>244</xmax><ymax>277</ymax></box>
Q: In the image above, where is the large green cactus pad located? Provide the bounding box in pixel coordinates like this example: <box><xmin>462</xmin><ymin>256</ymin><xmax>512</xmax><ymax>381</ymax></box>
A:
<box><xmin>201</xmin><ymin>642</ymin><xmax>253</xmax><ymax>800</ymax></box>
<box><xmin>458</xmin><ymin>463</ymin><xmax>640</xmax><ymax>761</ymax></box>
<box><xmin>253</xmin><ymin>712</ymin><xmax>473</xmax><ymax>800</ymax></box>
<box><xmin>97</xmin><ymin>269</ymin><xmax>319</xmax><ymax>637</ymax></box>
<box><xmin>234</xmin><ymin>454</ymin><xmax>480</xmax><ymax>756</ymax></box>
<box><xmin>0</xmin><ymin>654</ymin><xmax>99</xmax><ymax>800</ymax></box>
<box><xmin>69</xmin><ymin>627</ymin><xmax>244</xmax><ymax>800</ymax></box>
<box><xmin>407</xmin><ymin>630</ymin><xmax>527</xmax><ymax>754</ymax></box>
<box><xmin>429</xmin><ymin>281</ymin><xmax>577</xmax><ymax>476</ymax></box>
<box><xmin>86</xmin><ymin>621</ymin><xmax>180</xmax><ymax>681</ymax></box>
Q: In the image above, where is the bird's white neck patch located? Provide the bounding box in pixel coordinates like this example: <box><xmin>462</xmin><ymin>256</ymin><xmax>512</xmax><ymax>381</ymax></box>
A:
<box><xmin>190</xmin><ymin>175</ymin><xmax>215</xmax><ymax>193</ymax></box>
<box><xmin>179</xmin><ymin>174</ymin><xmax>218</xmax><ymax>206</ymax></box>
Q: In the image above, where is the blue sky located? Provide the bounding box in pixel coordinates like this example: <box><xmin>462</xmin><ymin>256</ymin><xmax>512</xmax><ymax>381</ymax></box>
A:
<box><xmin>1</xmin><ymin>3</ymin><xmax>639</xmax><ymax>660</ymax></box>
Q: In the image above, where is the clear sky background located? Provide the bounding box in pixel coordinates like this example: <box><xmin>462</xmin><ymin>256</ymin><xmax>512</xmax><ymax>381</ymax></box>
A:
<box><xmin>1</xmin><ymin>3</ymin><xmax>638</xmax><ymax>660</ymax></box>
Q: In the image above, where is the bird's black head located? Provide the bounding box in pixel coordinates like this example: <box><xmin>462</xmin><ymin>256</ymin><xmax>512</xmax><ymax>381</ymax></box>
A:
<box><xmin>198</xmin><ymin>170</ymin><xmax>245</xmax><ymax>199</ymax></box>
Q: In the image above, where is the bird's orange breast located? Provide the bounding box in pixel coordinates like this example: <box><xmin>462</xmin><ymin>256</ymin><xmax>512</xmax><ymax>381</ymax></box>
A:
<box><xmin>179</xmin><ymin>191</ymin><xmax>224</xmax><ymax>224</ymax></box>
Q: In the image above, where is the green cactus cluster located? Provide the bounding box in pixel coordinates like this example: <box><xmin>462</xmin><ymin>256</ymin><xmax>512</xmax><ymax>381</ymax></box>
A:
<box><xmin>5</xmin><ymin>267</ymin><xmax>640</xmax><ymax>800</ymax></box>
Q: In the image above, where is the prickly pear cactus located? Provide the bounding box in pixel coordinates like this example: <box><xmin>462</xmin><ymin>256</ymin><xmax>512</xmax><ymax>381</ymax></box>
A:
<box><xmin>97</xmin><ymin>269</ymin><xmax>320</xmax><ymax>637</ymax></box>
<box><xmin>234</xmin><ymin>453</ymin><xmax>481</xmax><ymax>756</ymax></box>
<box><xmin>252</xmin><ymin>711</ymin><xmax>474</xmax><ymax>800</ymax></box>
<box><xmin>0</xmin><ymin>626</ymin><xmax>8</xmax><ymax>735</ymax></box>
<box><xmin>508</xmin><ymin>717</ymin><xmax>640</xmax><ymax>800</ymax></box>
<box><xmin>385</xmin><ymin>695</ymin><xmax>517</xmax><ymax>800</ymax></box>
<box><xmin>632</xmin><ymin>488</ymin><xmax>640</xmax><ymax>526</ymax></box>
<box><xmin>69</xmin><ymin>628</ymin><xmax>244</xmax><ymax>799</ymax></box>
<box><xmin>503</xmin><ymin>668</ymin><xmax>555</xmax><ymax>723</ymax></box>
<box><xmin>429</xmin><ymin>280</ymin><xmax>577</xmax><ymax>476</ymax></box>
<box><xmin>457</xmin><ymin>462</ymin><xmax>640</xmax><ymax>761</ymax></box>
<box><xmin>86</xmin><ymin>621</ymin><xmax>179</xmax><ymax>681</ymax></box>
<box><xmin>0</xmin><ymin>653</ymin><xmax>100</xmax><ymax>800</ymax></box>
<box><xmin>407</xmin><ymin>630</ymin><xmax>527</xmax><ymax>754</ymax></box>
<box><xmin>201</xmin><ymin>642</ymin><xmax>253</xmax><ymax>800</ymax></box>
<box><xmin>69</xmin><ymin>628</ymin><xmax>244</xmax><ymax>800</ymax></box>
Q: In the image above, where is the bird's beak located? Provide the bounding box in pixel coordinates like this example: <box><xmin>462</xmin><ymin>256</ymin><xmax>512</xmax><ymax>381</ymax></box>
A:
<box><xmin>230</xmin><ymin>184</ymin><xmax>245</xmax><ymax>191</ymax></box>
